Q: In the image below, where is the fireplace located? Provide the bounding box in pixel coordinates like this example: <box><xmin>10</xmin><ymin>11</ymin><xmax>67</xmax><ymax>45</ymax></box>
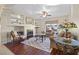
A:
<box><xmin>27</xmin><ymin>29</ymin><xmax>33</xmax><ymax>39</ymax></box>
<box><xmin>17</xmin><ymin>31</ymin><xmax>24</xmax><ymax>35</ymax></box>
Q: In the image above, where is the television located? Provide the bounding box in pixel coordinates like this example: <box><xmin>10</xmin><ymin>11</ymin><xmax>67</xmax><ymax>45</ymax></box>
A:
<box><xmin>17</xmin><ymin>31</ymin><xmax>24</xmax><ymax>35</ymax></box>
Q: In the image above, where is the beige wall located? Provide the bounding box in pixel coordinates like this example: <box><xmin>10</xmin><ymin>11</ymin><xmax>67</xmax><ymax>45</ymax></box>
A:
<box><xmin>71</xmin><ymin>5</ymin><xmax>79</xmax><ymax>27</ymax></box>
<box><xmin>14</xmin><ymin>26</ymin><xmax>24</xmax><ymax>32</ymax></box>
<box><xmin>35</xmin><ymin>20</ymin><xmax>46</xmax><ymax>35</ymax></box>
<box><xmin>1</xmin><ymin>13</ymin><xmax>8</xmax><ymax>44</ymax></box>
<box><xmin>70</xmin><ymin>5</ymin><xmax>79</xmax><ymax>37</ymax></box>
<box><xmin>1</xmin><ymin>12</ymin><xmax>14</xmax><ymax>44</ymax></box>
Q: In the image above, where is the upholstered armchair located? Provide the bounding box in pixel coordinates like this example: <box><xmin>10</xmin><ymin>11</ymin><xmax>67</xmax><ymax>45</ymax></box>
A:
<box><xmin>10</xmin><ymin>31</ymin><xmax>26</xmax><ymax>42</ymax></box>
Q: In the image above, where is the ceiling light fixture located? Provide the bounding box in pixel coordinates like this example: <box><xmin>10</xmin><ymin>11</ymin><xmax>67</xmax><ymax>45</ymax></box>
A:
<box><xmin>42</xmin><ymin>11</ymin><xmax>48</xmax><ymax>17</ymax></box>
<box><xmin>41</xmin><ymin>6</ymin><xmax>51</xmax><ymax>17</ymax></box>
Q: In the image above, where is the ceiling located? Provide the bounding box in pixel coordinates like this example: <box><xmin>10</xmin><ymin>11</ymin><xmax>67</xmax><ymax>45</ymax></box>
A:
<box><xmin>4</xmin><ymin>4</ymin><xmax>71</xmax><ymax>19</ymax></box>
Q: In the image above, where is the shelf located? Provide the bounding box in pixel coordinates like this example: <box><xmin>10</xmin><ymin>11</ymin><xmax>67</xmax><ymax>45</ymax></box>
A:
<box><xmin>7</xmin><ymin>24</ymin><xmax>26</xmax><ymax>26</ymax></box>
<box><xmin>7</xmin><ymin>23</ymin><xmax>36</xmax><ymax>27</ymax></box>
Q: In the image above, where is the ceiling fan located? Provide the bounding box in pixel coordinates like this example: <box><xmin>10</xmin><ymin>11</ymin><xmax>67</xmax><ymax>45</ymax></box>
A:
<box><xmin>41</xmin><ymin>11</ymin><xmax>51</xmax><ymax>17</ymax></box>
<box><xmin>36</xmin><ymin>6</ymin><xmax>52</xmax><ymax>18</ymax></box>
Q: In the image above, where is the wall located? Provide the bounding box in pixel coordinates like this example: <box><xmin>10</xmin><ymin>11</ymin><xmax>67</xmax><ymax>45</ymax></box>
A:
<box><xmin>14</xmin><ymin>26</ymin><xmax>24</xmax><ymax>32</ymax></box>
<box><xmin>72</xmin><ymin>5</ymin><xmax>79</xmax><ymax>28</ymax></box>
<box><xmin>1</xmin><ymin>12</ymin><xmax>8</xmax><ymax>44</ymax></box>
<box><xmin>0</xmin><ymin>8</ymin><xmax>15</xmax><ymax>44</ymax></box>
<box><xmin>70</xmin><ymin>5</ymin><xmax>79</xmax><ymax>37</ymax></box>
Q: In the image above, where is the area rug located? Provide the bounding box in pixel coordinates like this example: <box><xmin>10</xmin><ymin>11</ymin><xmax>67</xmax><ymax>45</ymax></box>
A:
<box><xmin>21</xmin><ymin>37</ymin><xmax>51</xmax><ymax>53</ymax></box>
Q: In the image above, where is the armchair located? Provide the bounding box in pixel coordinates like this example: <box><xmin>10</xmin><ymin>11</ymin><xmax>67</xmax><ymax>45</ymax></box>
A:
<box><xmin>10</xmin><ymin>31</ymin><xmax>26</xmax><ymax>43</ymax></box>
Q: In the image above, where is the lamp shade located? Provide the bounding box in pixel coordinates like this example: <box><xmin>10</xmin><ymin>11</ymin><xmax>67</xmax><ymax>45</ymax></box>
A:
<box><xmin>61</xmin><ymin>22</ymin><xmax>77</xmax><ymax>28</ymax></box>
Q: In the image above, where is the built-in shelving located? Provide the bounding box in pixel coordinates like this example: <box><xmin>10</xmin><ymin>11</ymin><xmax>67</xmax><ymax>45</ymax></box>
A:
<box><xmin>6</xmin><ymin>13</ymin><xmax>36</xmax><ymax>39</ymax></box>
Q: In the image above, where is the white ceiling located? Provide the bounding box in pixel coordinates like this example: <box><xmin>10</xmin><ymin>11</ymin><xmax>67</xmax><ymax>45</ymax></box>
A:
<box><xmin>5</xmin><ymin>4</ymin><xmax>71</xmax><ymax>19</ymax></box>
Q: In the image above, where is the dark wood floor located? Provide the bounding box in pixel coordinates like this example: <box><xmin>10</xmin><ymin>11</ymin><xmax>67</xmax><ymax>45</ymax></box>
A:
<box><xmin>4</xmin><ymin>41</ymin><xmax>50</xmax><ymax>55</ymax></box>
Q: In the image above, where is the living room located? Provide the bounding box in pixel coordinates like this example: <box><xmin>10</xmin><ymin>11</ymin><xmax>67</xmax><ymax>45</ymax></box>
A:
<box><xmin>0</xmin><ymin>4</ymin><xmax>79</xmax><ymax>55</ymax></box>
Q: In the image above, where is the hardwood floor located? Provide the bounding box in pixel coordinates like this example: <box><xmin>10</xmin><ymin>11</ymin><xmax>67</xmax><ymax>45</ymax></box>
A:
<box><xmin>4</xmin><ymin>41</ymin><xmax>50</xmax><ymax>55</ymax></box>
<box><xmin>5</xmin><ymin>39</ymin><xmax>78</xmax><ymax>55</ymax></box>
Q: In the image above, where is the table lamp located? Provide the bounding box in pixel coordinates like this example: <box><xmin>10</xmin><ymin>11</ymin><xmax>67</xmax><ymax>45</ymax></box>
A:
<box><xmin>59</xmin><ymin>21</ymin><xmax>77</xmax><ymax>42</ymax></box>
